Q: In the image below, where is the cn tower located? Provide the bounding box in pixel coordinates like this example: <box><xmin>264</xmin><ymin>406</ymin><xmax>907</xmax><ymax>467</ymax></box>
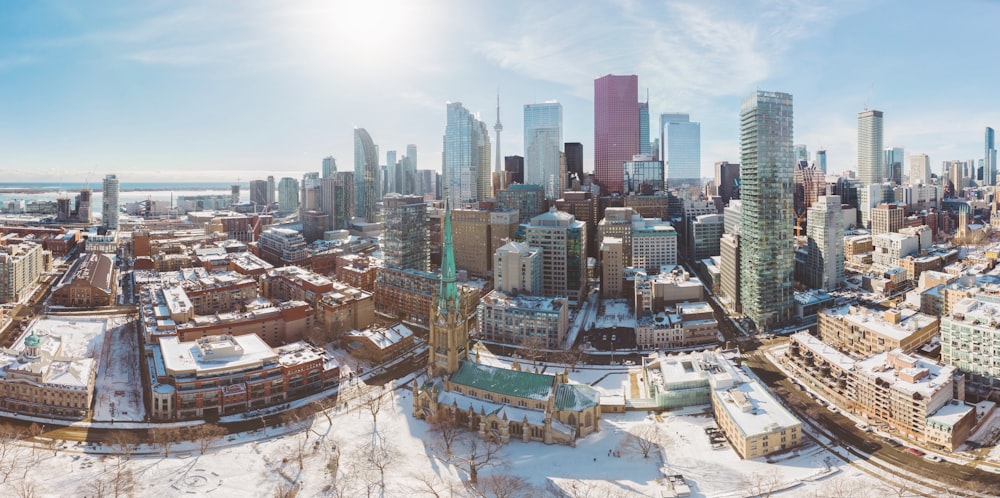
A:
<box><xmin>493</xmin><ymin>91</ymin><xmax>503</xmax><ymax>191</ymax></box>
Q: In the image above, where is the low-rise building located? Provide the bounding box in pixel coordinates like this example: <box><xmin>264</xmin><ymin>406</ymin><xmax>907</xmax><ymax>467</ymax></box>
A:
<box><xmin>147</xmin><ymin>334</ymin><xmax>339</xmax><ymax>420</ymax></box>
<box><xmin>635</xmin><ymin>302</ymin><xmax>718</xmax><ymax>350</ymax></box>
<box><xmin>633</xmin><ymin>266</ymin><xmax>704</xmax><ymax>318</ymax></box>
<box><xmin>817</xmin><ymin>304</ymin><xmax>938</xmax><ymax>357</ymax></box>
<box><xmin>50</xmin><ymin>252</ymin><xmax>117</xmax><ymax>308</ymax></box>
<box><xmin>260</xmin><ymin>266</ymin><xmax>334</xmax><ymax>307</ymax></box>
<box><xmin>344</xmin><ymin>323</ymin><xmax>415</xmax><ymax>363</ymax></box>
<box><xmin>0</xmin><ymin>329</ymin><xmax>96</xmax><ymax>419</ymax></box>
<box><xmin>477</xmin><ymin>291</ymin><xmax>569</xmax><ymax>348</ymax></box>
<box><xmin>711</xmin><ymin>372</ymin><xmax>803</xmax><ymax>460</ymax></box>
<box><xmin>316</xmin><ymin>282</ymin><xmax>376</xmax><ymax>340</ymax></box>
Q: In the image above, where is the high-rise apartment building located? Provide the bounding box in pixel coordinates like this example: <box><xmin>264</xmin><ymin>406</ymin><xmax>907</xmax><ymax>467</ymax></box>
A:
<box><xmin>639</xmin><ymin>102</ymin><xmax>650</xmax><ymax>155</ymax></box>
<box><xmin>985</xmin><ymin>127</ymin><xmax>996</xmax><ymax>186</ymax></box>
<box><xmin>102</xmin><ymin>174</ymin><xmax>119</xmax><ymax>230</ymax></box>
<box><xmin>381</xmin><ymin>194</ymin><xmax>429</xmax><ymax>272</ymax></box>
<box><xmin>277</xmin><ymin>177</ymin><xmax>299</xmax><ymax>213</ymax></box>
<box><xmin>266</xmin><ymin>176</ymin><xmax>275</xmax><ymax>207</ymax></box>
<box><xmin>443</xmin><ymin>102</ymin><xmax>492</xmax><ymax>206</ymax></box>
<box><xmin>910</xmin><ymin>153</ymin><xmax>931</xmax><ymax>185</ymax></box>
<box><xmin>662</xmin><ymin>113</ymin><xmax>701</xmax><ymax>187</ymax></box>
<box><xmin>322</xmin><ymin>156</ymin><xmax>337</xmax><ymax>179</ymax></box>
<box><xmin>857</xmin><ymin>110</ymin><xmax>884</xmax><ymax>185</ymax></box>
<box><xmin>332</xmin><ymin>172</ymin><xmax>355</xmax><ymax>229</ymax></box>
<box><xmin>524</xmin><ymin>102</ymin><xmax>564</xmax><ymax>200</ymax></box>
<box><xmin>739</xmin><ymin>91</ymin><xmax>795</xmax><ymax>331</ymax></box>
<box><xmin>524</xmin><ymin>209</ymin><xmax>587</xmax><ymax>303</ymax></box>
<box><xmin>385</xmin><ymin>150</ymin><xmax>397</xmax><ymax>195</ymax></box>
<box><xmin>354</xmin><ymin>128</ymin><xmax>379</xmax><ymax>223</ymax></box>
<box><xmin>804</xmin><ymin>195</ymin><xmax>844</xmax><ymax>291</ymax></box>
<box><xmin>249</xmin><ymin>179</ymin><xmax>269</xmax><ymax>206</ymax></box>
<box><xmin>794</xmin><ymin>144</ymin><xmax>809</xmax><ymax>163</ymax></box>
<box><xmin>494</xmin><ymin>241</ymin><xmax>543</xmax><ymax>296</ymax></box>
<box><xmin>594</xmin><ymin>74</ymin><xmax>639</xmax><ymax>195</ymax></box>
<box><xmin>871</xmin><ymin>203</ymin><xmax>904</xmax><ymax>236</ymax></box>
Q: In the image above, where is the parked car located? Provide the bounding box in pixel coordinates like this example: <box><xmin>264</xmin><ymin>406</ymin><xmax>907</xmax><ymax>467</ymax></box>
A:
<box><xmin>923</xmin><ymin>454</ymin><xmax>943</xmax><ymax>463</ymax></box>
<box><xmin>905</xmin><ymin>447</ymin><xmax>926</xmax><ymax>457</ymax></box>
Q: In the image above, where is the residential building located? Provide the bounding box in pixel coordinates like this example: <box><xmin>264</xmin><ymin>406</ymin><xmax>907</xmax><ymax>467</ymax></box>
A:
<box><xmin>381</xmin><ymin>194</ymin><xmax>429</xmax><ymax>271</ymax></box>
<box><xmin>858</xmin><ymin>110</ymin><xmax>885</xmax><ymax>185</ymax></box>
<box><xmin>636</xmin><ymin>301</ymin><xmax>718</xmax><ymax>350</ymax></box>
<box><xmin>316</xmin><ymin>281</ymin><xmax>375</xmax><ymax>339</ymax></box>
<box><xmin>260</xmin><ymin>266</ymin><xmax>334</xmax><ymax>307</ymax></box>
<box><xmin>719</xmin><ymin>233</ymin><xmax>741</xmax><ymax>313</ymax></box>
<box><xmin>594</xmin><ymin>74</ymin><xmax>639</xmax><ymax>195</ymax></box>
<box><xmin>555</xmin><ymin>191</ymin><xmax>599</xmax><ymax>256</ymax></box>
<box><xmin>477</xmin><ymin>291</ymin><xmax>569</xmax><ymax>348</ymax></box>
<box><xmin>817</xmin><ymin>304</ymin><xmax>938</xmax><ymax>357</ymax></box>
<box><xmin>277</xmin><ymin>177</ymin><xmax>300</xmax><ymax>213</ymax></box>
<box><xmin>633</xmin><ymin>267</ymin><xmax>704</xmax><ymax>317</ymax></box>
<box><xmin>871</xmin><ymin>203</ymin><xmax>904</xmax><ymax>235</ymax></box>
<box><xmin>256</xmin><ymin>228</ymin><xmax>309</xmax><ymax>266</ymax></box>
<box><xmin>910</xmin><ymin>154</ymin><xmax>931</xmax><ymax>185</ymax></box>
<box><xmin>494</xmin><ymin>241</ymin><xmax>543</xmax><ymax>296</ymax></box>
<box><xmin>148</xmin><ymin>334</ymin><xmax>339</xmax><ymax>420</ymax></box>
<box><xmin>102</xmin><ymin>174</ymin><xmax>120</xmax><ymax>230</ymax></box>
<box><xmin>354</xmin><ymin>128</ymin><xmax>379</xmax><ymax>223</ymax></box>
<box><xmin>804</xmin><ymin>195</ymin><xmax>844</xmax><ymax>291</ymax></box>
<box><xmin>941</xmin><ymin>297</ymin><xmax>1000</xmax><ymax>400</ymax></box>
<box><xmin>0</xmin><ymin>242</ymin><xmax>44</xmax><ymax>304</ymax></box>
<box><xmin>444</xmin><ymin>102</ymin><xmax>492</xmax><ymax>206</ymax></box>
<box><xmin>600</xmin><ymin>237</ymin><xmax>624</xmax><ymax>298</ymax></box>
<box><xmin>739</xmin><ymin>91</ymin><xmax>795</xmax><ymax>330</ymax></box>
<box><xmin>524</xmin><ymin>209</ymin><xmax>588</xmax><ymax>303</ymax></box>
<box><xmin>632</xmin><ymin>220</ymin><xmax>678</xmax><ymax>273</ymax></box>
<box><xmin>322</xmin><ymin>156</ymin><xmax>336</xmax><ymax>179</ymax></box>
<box><xmin>711</xmin><ymin>359</ymin><xmax>802</xmax><ymax>459</ymax></box>
<box><xmin>249</xmin><ymin>179</ymin><xmax>269</xmax><ymax>207</ymax></box>
<box><xmin>689</xmin><ymin>213</ymin><xmax>724</xmax><ymax>261</ymax></box>
<box><xmin>872</xmin><ymin>232</ymin><xmax>920</xmax><ymax>268</ymax></box>
<box><xmin>344</xmin><ymin>323</ymin><xmax>415</xmax><ymax>364</ymax></box>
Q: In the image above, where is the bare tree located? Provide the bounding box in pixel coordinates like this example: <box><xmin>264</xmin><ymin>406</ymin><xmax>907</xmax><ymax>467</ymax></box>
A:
<box><xmin>518</xmin><ymin>335</ymin><xmax>548</xmax><ymax>370</ymax></box>
<box><xmin>557</xmin><ymin>347</ymin><xmax>587</xmax><ymax>373</ymax></box>
<box><xmin>110</xmin><ymin>431</ymin><xmax>139</xmax><ymax>461</ymax></box>
<box><xmin>466</xmin><ymin>474</ymin><xmax>536</xmax><ymax>498</ymax></box>
<box><xmin>361</xmin><ymin>386</ymin><xmax>388</xmax><ymax>429</ymax></box>
<box><xmin>403</xmin><ymin>471</ymin><xmax>459</xmax><ymax>498</ymax></box>
<box><xmin>12</xmin><ymin>479</ymin><xmax>39</xmax><ymax>498</ymax></box>
<box><xmin>446</xmin><ymin>434</ymin><xmax>504</xmax><ymax>486</ymax></box>
<box><xmin>152</xmin><ymin>427</ymin><xmax>180</xmax><ymax>456</ymax></box>
<box><xmin>429</xmin><ymin>409</ymin><xmax>463</xmax><ymax>457</ymax></box>
<box><xmin>79</xmin><ymin>476</ymin><xmax>109</xmax><ymax>498</ymax></box>
<box><xmin>619</xmin><ymin>421</ymin><xmax>666</xmax><ymax>458</ymax></box>
<box><xmin>0</xmin><ymin>424</ymin><xmax>27</xmax><ymax>483</ymax></box>
<box><xmin>109</xmin><ymin>456</ymin><xmax>135</xmax><ymax>498</ymax></box>
<box><xmin>271</xmin><ymin>482</ymin><xmax>298</xmax><ymax>498</ymax></box>
<box><xmin>359</xmin><ymin>434</ymin><xmax>397</xmax><ymax>494</ymax></box>
<box><xmin>739</xmin><ymin>469</ymin><xmax>783</xmax><ymax>498</ymax></box>
<box><xmin>194</xmin><ymin>424</ymin><xmax>228</xmax><ymax>455</ymax></box>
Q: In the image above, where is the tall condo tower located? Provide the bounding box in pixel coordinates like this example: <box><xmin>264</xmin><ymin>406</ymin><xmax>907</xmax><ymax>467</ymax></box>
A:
<box><xmin>493</xmin><ymin>92</ymin><xmax>504</xmax><ymax>192</ymax></box>
<box><xmin>857</xmin><ymin>110</ymin><xmax>884</xmax><ymax>185</ymax></box>
<box><xmin>805</xmin><ymin>194</ymin><xmax>844</xmax><ymax>291</ymax></box>
<box><xmin>594</xmin><ymin>74</ymin><xmax>639</xmax><ymax>195</ymax></box>
<box><xmin>524</xmin><ymin>101</ymin><xmax>564</xmax><ymax>200</ymax></box>
<box><xmin>738</xmin><ymin>91</ymin><xmax>795</xmax><ymax>331</ymax></box>
<box><xmin>985</xmin><ymin>127</ymin><xmax>996</xmax><ymax>186</ymax></box>
<box><xmin>354</xmin><ymin>128</ymin><xmax>379</xmax><ymax>223</ymax></box>
<box><xmin>322</xmin><ymin>156</ymin><xmax>337</xmax><ymax>179</ymax></box>
<box><xmin>102</xmin><ymin>174</ymin><xmax>120</xmax><ymax>230</ymax></box>
<box><xmin>443</xmin><ymin>102</ymin><xmax>491</xmax><ymax>207</ymax></box>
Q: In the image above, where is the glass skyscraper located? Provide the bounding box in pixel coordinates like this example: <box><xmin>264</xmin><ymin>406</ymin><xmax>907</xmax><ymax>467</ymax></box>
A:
<box><xmin>857</xmin><ymin>109</ymin><xmax>884</xmax><ymax>185</ymax></box>
<box><xmin>354</xmin><ymin>128</ymin><xmax>379</xmax><ymax>223</ymax></box>
<box><xmin>443</xmin><ymin>102</ymin><xmax>491</xmax><ymax>206</ymax></box>
<box><xmin>985</xmin><ymin>127</ymin><xmax>996</xmax><ymax>186</ymax></box>
<box><xmin>102</xmin><ymin>173</ymin><xmax>119</xmax><ymax>230</ymax></box>
<box><xmin>594</xmin><ymin>74</ymin><xmax>639</xmax><ymax>195</ymax></box>
<box><xmin>524</xmin><ymin>102</ymin><xmax>563</xmax><ymax>200</ymax></box>
<box><xmin>883</xmin><ymin>146</ymin><xmax>904</xmax><ymax>185</ymax></box>
<box><xmin>661</xmin><ymin>113</ymin><xmax>701</xmax><ymax>187</ymax></box>
<box><xmin>739</xmin><ymin>91</ymin><xmax>795</xmax><ymax>331</ymax></box>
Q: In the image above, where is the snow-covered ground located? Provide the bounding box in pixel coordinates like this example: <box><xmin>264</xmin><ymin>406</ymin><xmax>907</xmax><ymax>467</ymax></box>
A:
<box><xmin>594</xmin><ymin>299</ymin><xmax>636</xmax><ymax>329</ymax></box>
<box><xmin>92</xmin><ymin>317</ymin><xmax>145</xmax><ymax>422</ymax></box>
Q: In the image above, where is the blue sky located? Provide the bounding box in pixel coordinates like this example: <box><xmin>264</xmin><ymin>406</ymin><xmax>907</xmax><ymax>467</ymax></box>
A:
<box><xmin>1</xmin><ymin>0</ymin><xmax>997</xmax><ymax>184</ymax></box>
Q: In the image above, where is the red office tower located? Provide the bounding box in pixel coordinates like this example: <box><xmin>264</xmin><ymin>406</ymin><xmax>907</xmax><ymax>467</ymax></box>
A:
<box><xmin>594</xmin><ymin>74</ymin><xmax>639</xmax><ymax>195</ymax></box>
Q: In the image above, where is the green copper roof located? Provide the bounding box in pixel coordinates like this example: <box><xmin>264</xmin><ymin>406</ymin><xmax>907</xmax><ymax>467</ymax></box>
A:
<box><xmin>449</xmin><ymin>361</ymin><xmax>553</xmax><ymax>401</ymax></box>
<box><xmin>23</xmin><ymin>332</ymin><xmax>41</xmax><ymax>349</ymax></box>
<box><xmin>436</xmin><ymin>200</ymin><xmax>461</xmax><ymax>316</ymax></box>
<box><xmin>554</xmin><ymin>383</ymin><xmax>601</xmax><ymax>411</ymax></box>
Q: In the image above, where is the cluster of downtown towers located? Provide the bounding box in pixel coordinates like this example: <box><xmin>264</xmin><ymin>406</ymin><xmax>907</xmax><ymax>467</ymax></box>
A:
<box><xmin>347</xmin><ymin>75</ymin><xmax>798</xmax><ymax>332</ymax></box>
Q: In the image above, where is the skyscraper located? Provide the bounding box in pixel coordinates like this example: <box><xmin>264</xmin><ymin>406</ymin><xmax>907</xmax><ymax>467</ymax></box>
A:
<box><xmin>277</xmin><ymin>177</ymin><xmax>299</xmax><ymax>213</ymax></box>
<box><xmin>102</xmin><ymin>174</ymin><xmax>119</xmax><ymax>230</ymax></box>
<box><xmin>883</xmin><ymin>146</ymin><xmax>904</xmax><ymax>185</ymax></box>
<box><xmin>594</xmin><ymin>74</ymin><xmax>639</xmax><ymax>195</ymax></box>
<box><xmin>354</xmin><ymin>128</ymin><xmax>379</xmax><ymax>223</ymax></box>
<box><xmin>815</xmin><ymin>149</ymin><xmax>827</xmax><ymax>173</ymax></box>
<box><xmin>443</xmin><ymin>102</ymin><xmax>491</xmax><ymax>206</ymax></box>
<box><xmin>714</xmin><ymin>161</ymin><xmax>740</xmax><ymax>205</ymax></box>
<box><xmin>565</xmin><ymin>142</ymin><xmax>583</xmax><ymax>184</ymax></box>
<box><xmin>805</xmin><ymin>194</ymin><xmax>844</xmax><ymax>291</ymax></box>
<box><xmin>662</xmin><ymin>113</ymin><xmax>701</xmax><ymax>187</ymax></box>
<box><xmin>381</xmin><ymin>194</ymin><xmax>429</xmax><ymax>271</ymax></box>
<box><xmin>910</xmin><ymin>153</ymin><xmax>931</xmax><ymax>185</ymax></box>
<box><xmin>985</xmin><ymin>127</ymin><xmax>996</xmax><ymax>186</ymax></box>
<box><xmin>266</xmin><ymin>176</ymin><xmax>275</xmax><ymax>207</ymax></box>
<box><xmin>385</xmin><ymin>150</ymin><xmax>397</xmax><ymax>195</ymax></box>
<box><xmin>857</xmin><ymin>110</ymin><xmax>884</xmax><ymax>185</ymax></box>
<box><xmin>249</xmin><ymin>180</ymin><xmax>269</xmax><ymax>206</ymax></box>
<box><xmin>639</xmin><ymin>101</ymin><xmax>650</xmax><ymax>155</ymax></box>
<box><xmin>322</xmin><ymin>156</ymin><xmax>337</xmax><ymax>179</ymax></box>
<box><xmin>524</xmin><ymin>102</ymin><xmax>564</xmax><ymax>200</ymax></box>
<box><xmin>739</xmin><ymin>91</ymin><xmax>795</xmax><ymax>330</ymax></box>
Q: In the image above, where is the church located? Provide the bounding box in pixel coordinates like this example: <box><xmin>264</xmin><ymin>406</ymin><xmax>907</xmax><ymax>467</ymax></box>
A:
<box><xmin>412</xmin><ymin>203</ymin><xmax>601</xmax><ymax>446</ymax></box>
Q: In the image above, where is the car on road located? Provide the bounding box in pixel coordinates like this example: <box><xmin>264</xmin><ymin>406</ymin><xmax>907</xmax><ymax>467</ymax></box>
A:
<box><xmin>905</xmin><ymin>447</ymin><xmax>925</xmax><ymax>457</ymax></box>
<box><xmin>923</xmin><ymin>454</ymin><xmax>943</xmax><ymax>463</ymax></box>
<box><xmin>882</xmin><ymin>437</ymin><xmax>902</xmax><ymax>448</ymax></box>
<box><xmin>855</xmin><ymin>423</ymin><xmax>871</xmax><ymax>432</ymax></box>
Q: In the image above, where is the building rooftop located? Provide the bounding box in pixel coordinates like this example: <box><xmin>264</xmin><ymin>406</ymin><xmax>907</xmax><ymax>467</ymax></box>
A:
<box><xmin>481</xmin><ymin>290</ymin><xmax>567</xmax><ymax>311</ymax></box>
<box><xmin>449</xmin><ymin>361</ymin><xmax>554</xmax><ymax>401</ymax></box>
<box><xmin>345</xmin><ymin>323</ymin><xmax>414</xmax><ymax>350</ymax></box>
<box><xmin>158</xmin><ymin>334</ymin><xmax>278</xmax><ymax>378</ymax></box>
<box><xmin>855</xmin><ymin>349</ymin><xmax>956</xmax><ymax>398</ymax></box>
<box><xmin>823</xmin><ymin>304</ymin><xmax>937</xmax><ymax>342</ymax></box>
<box><xmin>713</xmin><ymin>372</ymin><xmax>801</xmax><ymax>438</ymax></box>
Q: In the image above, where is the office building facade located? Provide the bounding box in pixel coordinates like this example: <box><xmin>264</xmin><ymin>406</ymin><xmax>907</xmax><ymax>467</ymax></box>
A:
<box><xmin>444</xmin><ymin>102</ymin><xmax>492</xmax><ymax>206</ymax></box>
<box><xmin>594</xmin><ymin>74</ymin><xmax>639</xmax><ymax>195</ymax></box>
<box><xmin>662</xmin><ymin>113</ymin><xmax>701</xmax><ymax>187</ymax></box>
<box><xmin>524</xmin><ymin>102</ymin><xmax>564</xmax><ymax>200</ymax></box>
<box><xmin>857</xmin><ymin>110</ymin><xmax>884</xmax><ymax>185</ymax></box>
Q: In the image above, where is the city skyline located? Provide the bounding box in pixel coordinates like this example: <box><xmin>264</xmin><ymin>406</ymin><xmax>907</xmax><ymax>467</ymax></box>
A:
<box><xmin>1</xmin><ymin>1</ymin><xmax>999</xmax><ymax>184</ymax></box>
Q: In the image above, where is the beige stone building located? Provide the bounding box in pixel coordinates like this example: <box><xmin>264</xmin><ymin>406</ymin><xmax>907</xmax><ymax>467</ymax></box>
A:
<box><xmin>817</xmin><ymin>304</ymin><xmax>938</xmax><ymax>357</ymax></box>
<box><xmin>600</xmin><ymin>237</ymin><xmax>624</xmax><ymax>298</ymax></box>
<box><xmin>450</xmin><ymin>208</ymin><xmax>518</xmax><ymax>278</ymax></box>
<box><xmin>0</xmin><ymin>330</ymin><xmax>96</xmax><ymax>419</ymax></box>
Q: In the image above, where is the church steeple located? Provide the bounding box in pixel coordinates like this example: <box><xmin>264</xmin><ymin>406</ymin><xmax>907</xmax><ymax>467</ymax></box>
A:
<box><xmin>437</xmin><ymin>200</ymin><xmax>461</xmax><ymax>317</ymax></box>
<box><xmin>428</xmin><ymin>200</ymin><xmax>469</xmax><ymax>377</ymax></box>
